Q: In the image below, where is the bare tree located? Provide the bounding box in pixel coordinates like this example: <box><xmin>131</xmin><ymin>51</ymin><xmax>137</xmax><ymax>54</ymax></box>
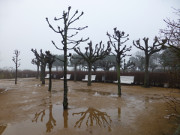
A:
<box><xmin>133</xmin><ymin>37</ymin><xmax>167</xmax><ymax>87</ymax></box>
<box><xmin>160</xmin><ymin>9</ymin><xmax>180</xmax><ymax>48</ymax></box>
<box><xmin>74</xmin><ymin>41</ymin><xmax>111</xmax><ymax>86</ymax></box>
<box><xmin>31</xmin><ymin>49</ymin><xmax>47</xmax><ymax>85</ymax></box>
<box><xmin>46</xmin><ymin>6</ymin><xmax>88</xmax><ymax>109</ymax></box>
<box><xmin>12</xmin><ymin>50</ymin><xmax>20</xmax><ymax>84</ymax></box>
<box><xmin>160</xmin><ymin>8</ymin><xmax>180</xmax><ymax>64</ymax></box>
<box><xmin>45</xmin><ymin>51</ymin><xmax>55</xmax><ymax>91</ymax></box>
<box><xmin>160</xmin><ymin>9</ymin><xmax>180</xmax><ymax>88</ymax></box>
<box><xmin>107</xmin><ymin>28</ymin><xmax>131</xmax><ymax>96</ymax></box>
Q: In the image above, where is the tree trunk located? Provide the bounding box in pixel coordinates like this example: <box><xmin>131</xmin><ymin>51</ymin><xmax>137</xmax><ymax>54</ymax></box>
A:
<box><xmin>88</xmin><ymin>63</ymin><xmax>92</xmax><ymax>86</ymax></box>
<box><xmin>36</xmin><ymin>65</ymin><xmax>39</xmax><ymax>79</ymax></box>
<box><xmin>40</xmin><ymin>65</ymin><xmax>43</xmax><ymax>81</ymax></box>
<box><xmin>48</xmin><ymin>66</ymin><xmax>52</xmax><ymax>91</ymax></box>
<box><xmin>74</xmin><ymin>64</ymin><xmax>77</xmax><ymax>82</ymax></box>
<box><xmin>63</xmin><ymin>31</ymin><xmax>68</xmax><ymax>110</ymax></box>
<box><xmin>15</xmin><ymin>64</ymin><xmax>17</xmax><ymax>84</ymax></box>
<box><xmin>144</xmin><ymin>55</ymin><xmax>150</xmax><ymax>87</ymax></box>
<box><xmin>117</xmin><ymin>63</ymin><xmax>121</xmax><ymax>96</ymax></box>
<box><xmin>118</xmin><ymin>107</ymin><xmax>121</xmax><ymax>121</ymax></box>
<box><xmin>42</xmin><ymin>65</ymin><xmax>46</xmax><ymax>85</ymax></box>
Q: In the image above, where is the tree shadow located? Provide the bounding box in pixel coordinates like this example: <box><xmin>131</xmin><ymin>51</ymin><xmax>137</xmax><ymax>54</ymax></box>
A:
<box><xmin>72</xmin><ymin>107</ymin><xmax>112</xmax><ymax>130</ymax></box>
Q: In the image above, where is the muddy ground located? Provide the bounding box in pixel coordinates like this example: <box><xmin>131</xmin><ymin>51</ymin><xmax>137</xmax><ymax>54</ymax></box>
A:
<box><xmin>0</xmin><ymin>78</ymin><xmax>180</xmax><ymax>135</ymax></box>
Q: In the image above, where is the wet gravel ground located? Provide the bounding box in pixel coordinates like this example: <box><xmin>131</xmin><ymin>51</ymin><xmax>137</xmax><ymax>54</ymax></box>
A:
<box><xmin>0</xmin><ymin>78</ymin><xmax>180</xmax><ymax>135</ymax></box>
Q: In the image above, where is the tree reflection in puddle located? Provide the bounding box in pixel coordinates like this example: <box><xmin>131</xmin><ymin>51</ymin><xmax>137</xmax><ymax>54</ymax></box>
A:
<box><xmin>31</xmin><ymin>100</ymin><xmax>116</xmax><ymax>133</ymax></box>
<box><xmin>63</xmin><ymin>110</ymin><xmax>68</xmax><ymax>128</ymax></box>
<box><xmin>46</xmin><ymin>105</ymin><xmax>56</xmax><ymax>132</ymax></box>
<box><xmin>32</xmin><ymin>95</ymin><xmax>56</xmax><ymax>133</ymax></box>
<box><xmin>118</xmin><ymin>107</ymin><xmax>121</xmax><ymax>121</ymax></box>
<box><xmin>72</xmin><ymin>107</ymin><xmax>112</xmax><ymax>130</ymax></box>
<box><xmin>32</xmin><ymin>110</ymin><xmax>45</xmax><ymax>122</ymax></box>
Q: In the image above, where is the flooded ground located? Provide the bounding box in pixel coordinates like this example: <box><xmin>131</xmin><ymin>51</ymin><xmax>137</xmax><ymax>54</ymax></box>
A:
<box><xmin>0</xmin><ymin>78</ymin><xmax>180</xmax><ymax>135</ymax></box>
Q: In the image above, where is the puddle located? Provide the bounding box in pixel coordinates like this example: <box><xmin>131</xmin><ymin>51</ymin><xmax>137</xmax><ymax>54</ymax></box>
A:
<box><xmin>0</xmin><ymin>88</ymin><xmax>11</xmax><ymax>93</ymax></box>
<box><xmin>32</xmin><ymin>91</ymin><xmax>38</xmax><ymax>94</ymax></box>
<box><xmin>0</xmin><ymin>88</ymin><xmax>5</xmax><ymax>93</ymax></box>
<box><xmin>74</xmin><ymin>89</ymin><xmax>117</xmax><ymax>97</ymax></box>
<box><xmin>2</xmin><ymin>105</ymin><xmax>121</xmax><ymax>135</ymax></box>
<box><xmin>35</xmin><ymin>84</ymin><xmax>41</xmax><ymax>87</ymax></box>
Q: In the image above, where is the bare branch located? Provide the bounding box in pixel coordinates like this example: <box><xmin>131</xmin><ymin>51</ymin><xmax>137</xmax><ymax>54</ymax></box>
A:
<box><xmin>69</xmin><ymin>11</ymin><xmax>84</xmax><ymax>25</ymax></box>
<box><xmin>46</xmin><ymin>18</ymin><xmax>60</xmax><ymax>33</ymax></box>
<box><xmin>69</xmin><ymin>26</ymin><xmax>88</xmax><ymax>31</ymax></box>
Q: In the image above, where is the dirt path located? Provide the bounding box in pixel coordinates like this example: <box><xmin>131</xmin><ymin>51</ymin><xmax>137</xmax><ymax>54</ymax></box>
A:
<box><xmin>0</xmin><ymin>78</ymin><xmax>180</xmax><ymax>135</ymax></box>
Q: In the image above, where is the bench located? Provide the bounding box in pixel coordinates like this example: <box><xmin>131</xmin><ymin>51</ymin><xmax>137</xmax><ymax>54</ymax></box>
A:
<box><xmin>45</xmin><ymin>74</ymin><xmax>50</xmax><ymax>79</ymax></box>
<box><xmin>113</xmin><ymin>76</ymin><xmax>134</xmax><ymax>84</ymax></box>
<box><xmin>60</xmin><ymin>74</ymin><xmax>71</xmax><ymax>80</ymax></box>
<box><xmin>82</xmin><ymin>75</ymin><xmax>96</xmax><ymax>81</ymax></box>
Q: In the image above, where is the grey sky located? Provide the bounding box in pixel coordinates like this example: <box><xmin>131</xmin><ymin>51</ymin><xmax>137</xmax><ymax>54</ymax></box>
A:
<box><xmin>0</xmin><ymin>0</ymin><xmax>179</xmax><ymax>70</ymax></box>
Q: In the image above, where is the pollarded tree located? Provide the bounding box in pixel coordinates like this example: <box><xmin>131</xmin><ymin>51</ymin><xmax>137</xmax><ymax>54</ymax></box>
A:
<box><xmin>45</xmin><ymin>51</ymin><xmax>55</xmax><ymax>91</ymax></box>
<box><xmin>133</xmin><ymin>37</ymin><xmax>167</xmax><ymax>87</ymax></box>
<box><xmin>12</xmin><ymin>50</ymin><xmax>20</xmax><ymax>84</ymax></box>
<box><xmin>74</xmin><ymin>41</ymin><xmax>111</xmax><ymax>86</ymax></box>
<box><xmin>46</xmin><ymin>6</ymin><xmax>88</xmax><ymax>109</ymax></box>
<box><xmin>31</xmin><ymin>49</ymin><xmax>47</xmax><ymax>85</ymax></box>
<box><xmin>107</xmin><ymin>28</ymin><xmax>131</xmax><ymax>96</ymax></box>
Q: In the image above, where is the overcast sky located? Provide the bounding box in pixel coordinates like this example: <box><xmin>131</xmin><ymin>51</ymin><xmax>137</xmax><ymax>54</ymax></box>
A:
<box><xmin>0</xmin><ymin>0</ymin><xmax>179</xmax><ymax>70</ymax></box>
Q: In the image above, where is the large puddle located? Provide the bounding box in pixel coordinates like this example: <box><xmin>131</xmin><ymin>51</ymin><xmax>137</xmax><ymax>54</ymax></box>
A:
<box><xmin>0</xmin><ymin>78</ymin><xmax>180</xmax><ymax>135</ymax></box>
<box><xmin>1</xmin><ymin>104</ymin><xmax>144</xmax><ymax>135</ymax></box>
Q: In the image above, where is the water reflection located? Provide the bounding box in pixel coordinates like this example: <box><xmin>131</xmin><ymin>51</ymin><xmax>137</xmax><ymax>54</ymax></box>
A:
<box><xmin>63</xmin><ymin>110</ymin><xmax>68</xmax><ymax>128</ymax></box>
<box><xmin>74</xmin><ymin>89</ymin><xmax>115</xmax><ymax>96</ymax></box>
<box><xmin>72</xmin><ymin>107</ymin><xmax>112</xmax><ymax>130</ymax></box>
<box><xmin>46</xmin><ymin>104</ymin><xmax>56</xmax><ymax>132</ymax></box>
<box><xmin>32</xmin><ymin>95</ymin><xmax>56</xmax><ymax>133</ymax></box>
<box><xmin>0</xmin><ymin>124</ymin><xmax>7</xmax><ymax>135</ymax></box>
<box><xmin>118</xmin><ymin>107</ymin><xmax>121</xmax><ymax>121</ymax></box>
<box><xmin>32</xmin><ymin>110</ymin><xmax>45</xmax><ymax>122</ymax></box>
